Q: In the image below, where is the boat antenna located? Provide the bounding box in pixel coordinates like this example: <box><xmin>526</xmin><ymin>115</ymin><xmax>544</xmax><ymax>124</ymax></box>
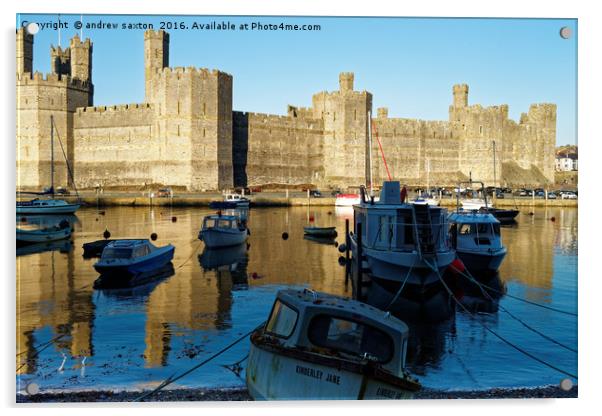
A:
<box><xmin>50</xmin><ymin>115</ymin><xmax>55</xmax><ymax>198</ymax></box>
<box><xmin>492</xmin><ymin>140</ymin><xmax>497</xmax><ymax>208</ymax></box>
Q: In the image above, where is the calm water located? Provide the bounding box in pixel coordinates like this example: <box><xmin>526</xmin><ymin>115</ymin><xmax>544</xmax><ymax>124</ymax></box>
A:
<box><xmin>16</xmin><ymin>205</ymin><xmax>578</xmax><ymax>393</ymax></box>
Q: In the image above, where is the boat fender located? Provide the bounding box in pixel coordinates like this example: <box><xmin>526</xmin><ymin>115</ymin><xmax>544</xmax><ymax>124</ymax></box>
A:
<box><xmin>150</xmin><ymin>233</ymin><xmax>158</xmax><ymax>241</ymax></box>
<box><xmin>103</xmin><ymin>229</ymin><xmax>111</xmax><ymax>239</ymax></box>
<box><xmin>338</xmin><ymin>243</ymin><xmax>347</xmax><ymax>253</ymax></box>
<box><xmin>172</xmin><ymin>216</ymin><xmax>177</xmax><ymax>222</ymax></box>
<box><xmin>450</xmin><ymin>258</ymin><xmax>466</xmax><ymax>274</ymax></box>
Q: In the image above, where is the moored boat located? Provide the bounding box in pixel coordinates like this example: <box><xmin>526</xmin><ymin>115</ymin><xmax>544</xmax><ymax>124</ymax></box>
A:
<box><xmin>448</xmin><ymin>211</ymin><xmax>507</xmax><ymax>276</ymax></box>
<box><xmin>93</xmin><ymin>239</ymin><xmax>175</xmax><ymax>286</ymax></box>
<box><xmin>16</xmin><ymin>198</ymin><xmax>80</xmax><ymax>215</ymax></box>
<box><xmin>16</xmin><ymin>220</ymin><xmax>72</xmax><ymax>245</ymax></box>
<box><xmin>246</xmin><ymin>288</ymin><xmax>420</xmax><ymax>400</ymax></box>
<box><xmin>303</xmin><ymin>226</ymin><xmax>337</xmax><ymax>238</ymax></box>
<box><xmin>224</xmin><ymin>192</ymin><xmax>250</xmax><ymax>207</ymax></box>
<box><xmin>198</xmin><ymin>214</ymin><xmax>248</xmax><ymax>248</ymax></box>
<box><xmin>335</xmin><ymin>193</ymin><xmax>361</xmax><ymax>207</ymax></box>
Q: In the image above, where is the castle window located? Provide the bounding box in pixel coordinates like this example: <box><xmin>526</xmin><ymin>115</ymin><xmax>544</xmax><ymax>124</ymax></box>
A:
<box><xmin>354</xmin><ymin>109</ymin><xmax>357</xmax><ymax>121</ymax></box>
<box><xmin>203</xmin><ymin>103</ymin><xmax>206</xmax><ymax>115</ymax></box>
<box><xmin>177</xmin><ymin>125</ymin><xmax>180</xmax><ymax>136</ymax></box>
<box><xmin>333</xmin><ymin>112</ymin><xmax>336</xmax><ymax>121</ymax></box>
<box><xmin>177</xmin><ymin>101</ymin><xmax>180</xmax><ymax>115</ymax></box>
<box><xmin>203</xmin><ymin>128</ymin><xmax>206</xmax><ymax>138</ymax></box>
<box><xmin>479</xmin><ymin>125</ymin><xmax>483</xmax><ymax>135</ymax></box>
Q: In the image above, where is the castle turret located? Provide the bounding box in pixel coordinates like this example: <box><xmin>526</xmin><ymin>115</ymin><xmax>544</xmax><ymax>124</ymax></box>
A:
<box><xmin>377</xmin><ymin>107</ymin><xmax>388</xmax><ymax>118</ymax></box>
<box><xmin>144</xmin><ymin>30</ymin><xmax>169</xmax><ymax>102</ymax></box>
<box><xmin>339</xmin><ymin>72</ymin><xmax>354</xmax><ymax>93</ymax></box>
<box><xmin>453</xmin><ymin>83</ymin><xmax>469</xmax><ymax>108</ymax></box>
<box><xmin>16</xmin><ymin>28</ymin><xmax>33</xmax><ymax>74</ymax></box>
<box><xmin>69</xmin><ymin>35</ymin><xmax>92</xmax><ymax>82</ymax></box>
<box><xmin>51</xmin><ymin>45</ymin><xmax>71</xmax><ymax>77</ymax></box>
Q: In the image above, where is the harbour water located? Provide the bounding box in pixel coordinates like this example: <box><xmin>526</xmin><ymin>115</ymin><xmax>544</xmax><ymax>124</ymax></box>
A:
<box><xmin>16</xmin><ymin>205</ymin><xmax>577</xmax><ymax>393</ymax></box>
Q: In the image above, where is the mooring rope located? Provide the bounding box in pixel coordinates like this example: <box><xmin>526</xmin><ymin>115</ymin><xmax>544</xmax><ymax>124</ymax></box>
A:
<box><xmin>426</xmin><ymin>259</ymin><xmax>577</xmax><ymax>380</ymax></box>
<box><xmin>384</xmin><ymin>258</ymin><xmax>416</xmax><ymax>311</ymax></box>
<box><xmin>132</xmin><ymin>321</ymin><xmax>265</xmax><ymax>402</ymax></box>
<box><xmin>16</xmin><ymin>334</ymin><xmax>66</xmax><ymax>373</ymax></box>
<box><xmin>176</xmin><ymin>240</ymin><xmax>203</xmax><ymax>270</ymax></box>
<box><xmin>451</xmin><ymin>265</ymin><xmax>577</xmax><ymax>353</ymax></box>
<box><xmin>449</xmin><ymin>265</ymin><xmax>577</xmax><ymax>317</ymax></box>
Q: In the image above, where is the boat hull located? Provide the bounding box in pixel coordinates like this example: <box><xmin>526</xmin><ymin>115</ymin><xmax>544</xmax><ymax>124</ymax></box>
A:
<box><xmin>456</xmin><ymin>248</ymin><xmax>507</xmax><ymax>275</ymax></box>
<box><xmin>303</xmin><ymin>227</ymin><xmax>337</xmax><ymax>237</ymax></box>
<box><xmin>247</xmin><ymin>337</ymin><xmax>417</xmax><ymax>400</ymax></box>
<box><xmin>94</xmin><ymin>262</ymin><xmax>175</xmax><ymax>289</ymax></box>
<box><xmin>199</xmin><ymin>228</ymin><xmax>248</xmax><ymax>248</ymax></box>
<box><xmin>93</xmin><ymin>246</ymin><xmax>175</xmax><ymax>278</ymax></box>
<box><xmin>16</xmin><ymin>227</ymin><xmax>71</xmax><ymax>244</ymax></box>
<box><xmin>16</xmin><ymin>203</ymin><xmax>80</xmax><ymax>215</ymax></box>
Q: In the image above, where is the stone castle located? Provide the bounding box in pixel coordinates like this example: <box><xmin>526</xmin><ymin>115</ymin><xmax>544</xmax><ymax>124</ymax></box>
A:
<box><xmin>16</xmin><ymin>28</ymin><xmax>556</xmax><ymax>191</ymax></box>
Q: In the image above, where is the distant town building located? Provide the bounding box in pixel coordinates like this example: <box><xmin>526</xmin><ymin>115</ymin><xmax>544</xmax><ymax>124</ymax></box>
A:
<box><xmin>555</xmin><ymin>153</ymin><xmax>578</xmax><ymax>171</ymax></box>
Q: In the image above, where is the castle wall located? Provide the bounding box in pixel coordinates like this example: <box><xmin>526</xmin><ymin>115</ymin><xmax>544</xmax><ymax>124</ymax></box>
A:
<box><xmin>233</xmin><ymin>111</ymin><xmax>324</xmax><ymax>187</ymax></box>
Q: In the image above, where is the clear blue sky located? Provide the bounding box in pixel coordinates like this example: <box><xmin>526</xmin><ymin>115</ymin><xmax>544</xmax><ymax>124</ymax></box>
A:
<box><xmin>18</xmin><ymin>14</ymin><xmax>577</xmax><ymax>145</ymax></box>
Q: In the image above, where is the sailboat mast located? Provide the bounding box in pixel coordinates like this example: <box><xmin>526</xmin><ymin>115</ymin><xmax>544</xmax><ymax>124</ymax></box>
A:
<box><xmin>50</xmin><ymin>115</ymin><xmax>54</xmax><ymax>198</ymax></box>
<box><xmin>368</xmin><ymin>111</ymin><xmax>373</xmax><ymax>196</ymax></box>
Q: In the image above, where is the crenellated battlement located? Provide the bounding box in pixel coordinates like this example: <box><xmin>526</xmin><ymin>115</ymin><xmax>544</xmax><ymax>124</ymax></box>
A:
<box><xmin>76</xmin><ymin>103</ymin><xmax>153</xmax><ymax>114</ymax></box>
<box><xmin>17</xmin><ymin>71</ymin><xmax>92</xmax><ymax>89</ymax></box>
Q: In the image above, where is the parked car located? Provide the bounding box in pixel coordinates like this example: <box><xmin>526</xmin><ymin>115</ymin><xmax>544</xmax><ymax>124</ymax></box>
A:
<box><xmin>157</xmin><ymin>187</ymin><xmax>172</xmax><ymax>197</ymax></box>
<box><xmin>561</xmin><ymin>191</ymin><xmax>577</xmax><ymax>200</ymax></box>
<box><xmin>547</xmin><ymin>192</ymin><xmax>557</xmax><ymax>199</ymax></box>
<box><xmin>310</xmin><ymin>189</ymin><xmax>322</xmax><ymax>197</ymax></box>
<box><xmin>250</xmin><ymin>186</ymin><xmax>262</xmax><ymax>193</ymax></box>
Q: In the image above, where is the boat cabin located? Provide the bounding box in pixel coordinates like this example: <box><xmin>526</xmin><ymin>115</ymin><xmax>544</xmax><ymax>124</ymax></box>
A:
<box><xmin>448</xmin><ymin>212</ymin><xmax>502</xmax><ymax>250</ymax></box>
<box><xmin>202</xmin><ymin>214</ymin><xmax>245</xmax><ymax>231</ymax></box>
<box><xmin>353</xmin><ymin>182</ymin><xmax>449</xmax><ymax>254</ymax></box>
<box><xmin>262</xmin><ymin>289</ymin><xmax>409</xmax><ymax>376</ymax></box>
<box><xmin>224</xmin><ymin>193</ymin><xmax>249</xmax><ymax>202</ymax></box>
<box><xmin>101</xmin><ymin>239</ymin><xmax>154</xmax><ymax>260</ymax></box>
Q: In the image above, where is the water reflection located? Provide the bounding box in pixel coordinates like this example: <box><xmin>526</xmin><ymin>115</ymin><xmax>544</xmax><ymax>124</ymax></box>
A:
<box><xmin>16</xmin><ymin>206</ymin><xmax>577</xmax><ymax>391</ymax></box>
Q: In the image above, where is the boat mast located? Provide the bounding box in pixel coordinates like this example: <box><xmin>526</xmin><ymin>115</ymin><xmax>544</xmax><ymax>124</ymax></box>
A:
<box><xmin>426</xmin><ymin>158</ymin><xmax>430</xmax><ymax>197</ymax></box>
<box><xmin>368</xmin><ymin>111</ymin><xmax>373</xmax><ymax>197</ymax></box>
<box><xmin>50</xmin><ymin>115</ymin><xmax>54</xmax><ymax>198</ymax></box>
<box><xmin>492</xmin><ymin>140</ymin><xmax>497</xmax><ymax>206</ymax></box>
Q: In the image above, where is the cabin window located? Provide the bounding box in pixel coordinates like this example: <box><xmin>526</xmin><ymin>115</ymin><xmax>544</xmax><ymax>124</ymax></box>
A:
<box><xmin>102</xmin><ymin>248</ymin><xmax>133</xmax><ymax>259</ymax></box>
<box><xmin>308</xmin><ymin>315</ymin><xmax>394</xmax><ymax>363</ymax></box>
<box><xmin>266</xmin><ymin>300</ymin><xmax>298</xmax><ymax>339</ymax></box>
<box><xmin>204</xmin><ymin>218</ymin><xmax>216</xmax><ymax>228</ymax></box>
<box><xmin>396</xmin><ymin>212</ymin><xmax>414</xmax><ymax>249</ymax></box>
<box><xmin>459</xmin><ymin>224</ymin><xmax>472</xmax><ymax>235</ymax></box>
<box><xmin>493</xmin><ymin>223</ymin><xmax>501</xmax><ymax>235</ymax></box>
<box><xmin>218</xmin><ymin>219</ymin><xmax>232</xmax><ymax>228</ymax></box>
<box><xmin>134</xmin><ymin>245</ymin><xmax>150</xmax><ymax>257</ymax></box>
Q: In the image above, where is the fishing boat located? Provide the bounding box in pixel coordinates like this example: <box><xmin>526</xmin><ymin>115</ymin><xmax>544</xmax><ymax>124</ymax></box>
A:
<box><xmin>448</xmin><ymin>211</ymin><xmax>507</xmax><ymax>276</ymax></box>
<box><xmin>16</xmin><ymin>115</ymin><xmax>81</xmax><ymax>215</ymax></box>
<box><xmin>303</xmin><ymin>226</ymin><xmax>337</xmax><ymax>238</ymax></box>
<box><xmin>223</xmin><ymin>192</ymin><xmax>250</xmax><ymax>207</ymax></box>
<box><xmin>16</xmin><ymin>220</ymin><xmax>71</xmax><ymax>245</ymax></box>
<box><xmin>246</xmin><ymin>288</ymin><xmax>421</xmax><ymax>400</ymax></box>
<box><xmin>198</xmin><ymin>214</ymin><xmax>248</xmax><ymax>248</ymax></box>
<box><xmin>335</xmin><ymin>193</ymin><xmax>361</xmax><ymax>207</ymax></box>
<box><xmin>93</xmin><ymin>239</ymin><xmax>175</xmax><ymax>284</ymax></box>
<box><xmin>348</xmin><ymin>181</ymin><xmax>456</xmax><ymax>322</ymax></box>
<box><xmin>457</xmin><ymin>180</ymin><xmax>519</xmax><ymax>223</ymax></box>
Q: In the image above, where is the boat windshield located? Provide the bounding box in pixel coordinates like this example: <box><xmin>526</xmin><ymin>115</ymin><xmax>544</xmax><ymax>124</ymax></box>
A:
<box><xmin>102</xmin><ymin>248</ymin><xmax>133</xmax><ymax>259</ymax></box>
<box><xmin>459</xmin><ymin>223</ymin><xmax>493</xmax><ymax>235</ymax></box>
<box><xmin>308</xmin><ymin>315</ymin><xmax>394</xmax><ymax>363</ymax></box>
<box><xmin>266</xmin><ymin>300</ymin><xmax>298</xmax><ymax>338</ymax></box>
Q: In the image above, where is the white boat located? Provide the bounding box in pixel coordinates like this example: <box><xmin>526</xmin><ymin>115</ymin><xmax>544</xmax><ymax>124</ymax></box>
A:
<box><xmin>448</xmin><ymin>211</ymin><xmax>507</xmax><ymax>276</ymax></box>
<box><xmin>224</xmin><ymin>193</ymin><xmax>250</xmax><ymax>207</ymax></box>
<box><xmin>16</xmin><ymin>198</ymin><xmax>80</xmax><ymax>215</ymax></box>
<box><xmin>460</xmin><ymin>198</ymin><xmax>487</xmax><ymax>211</ymax></box>
<box><xmin>246</xmin><ymin>288</ymin><xmax>421</xmax><ymax>400</ymax></box>
<box><xmin>335</xmin><ymin>194</ymin><xmax>361</xmax><ymax>207</ymax></box>
<box><xmin>16</xmin><ymin>221</ymin><xmax>72</xmax><ymax>244</ymax></box>
<box><xmin>410</xmin><ymin>195</ymin><xmax>440</xmax><ymax>206</ymax></box>
<box><xmin>198</xmin><ymin>214</ymin><xmax>248</xmax><ymax>248</ymax></box>
<box><xmin>349</xmin><ymin>181</ymin><xmax>456</xmax><ymax>321</ymax></box>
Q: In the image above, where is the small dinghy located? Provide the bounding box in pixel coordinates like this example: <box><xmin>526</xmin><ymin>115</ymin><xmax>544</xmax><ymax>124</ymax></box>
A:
<box><xmin>93</xmin><ymin>239</ymin><xmax>175</xmax><ymax>288</ymax></box>
<box><xmin>303</xmin><ymin>226</ymin><xmax>337</xmax><ymax>238</ymax></box>
<box><xmin>16</xmin><ymin>220</ymin><xmax>71</xmax><ymax>245</ymax></box>
<box><xmin>246</xmin><ymin>288</ymin><xmax>421</xmax><ymax>400</ymax></box>
<box><xmin>199</xmin><ymin>214</ymin><xmax>248</xmax><ymax>248</ymax></box>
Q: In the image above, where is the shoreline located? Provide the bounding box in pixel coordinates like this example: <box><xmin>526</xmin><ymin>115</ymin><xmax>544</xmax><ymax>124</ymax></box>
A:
<box><xmin>16</xmin><ymin>385</ymin><xmax>577</xmax><ymax>402</ymax></box>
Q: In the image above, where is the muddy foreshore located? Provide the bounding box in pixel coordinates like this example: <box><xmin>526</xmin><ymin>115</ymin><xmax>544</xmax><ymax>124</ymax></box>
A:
<box><xmin>17</xmin><ymin>385</ymin><xmax>577</xmax><ymax>403</ymax></box>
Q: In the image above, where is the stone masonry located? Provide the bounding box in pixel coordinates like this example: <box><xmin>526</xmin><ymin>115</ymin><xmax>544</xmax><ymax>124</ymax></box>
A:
<box><xmin>16</xmin><ymin>29</ymin><xmax>556</xmax><ymax>191</ymax></box>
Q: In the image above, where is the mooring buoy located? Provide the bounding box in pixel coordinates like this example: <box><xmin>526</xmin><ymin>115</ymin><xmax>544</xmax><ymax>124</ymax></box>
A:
<box><xmin>282</xmin><ymin>232</ymin><xmax>289</xmax><ymax>240</ymax></box>
<box><xmin>150</xmin><ymin>232</ymin><xmax>158</xmax><ymax>241</ymax></box>
<box><xmin>103</xmin><ymin>229</ymin><xmax>111</xmax><ymax>239</ymax></box>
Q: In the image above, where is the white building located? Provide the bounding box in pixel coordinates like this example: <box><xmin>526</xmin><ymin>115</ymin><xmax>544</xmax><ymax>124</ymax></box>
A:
<box><xmin>555</xmin><ymin>155</ymin><xmax>578</xmax><ymax>171</ymax></box>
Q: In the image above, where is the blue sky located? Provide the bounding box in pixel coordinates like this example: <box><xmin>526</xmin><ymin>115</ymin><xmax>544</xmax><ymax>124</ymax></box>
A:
<box><xmin>18</xmin><ymin>14</ymin><xmax>577</xmax><ymax>145</ymax></box>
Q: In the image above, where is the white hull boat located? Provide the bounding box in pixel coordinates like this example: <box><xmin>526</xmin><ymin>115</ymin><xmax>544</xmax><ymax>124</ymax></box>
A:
<box><xmin>246</xmin><ymin>289</ymin><xmax>420</xmax><ymax>400</ymax></box>
<box><xmin>16</xmin><ymin>199</ymin><xmax>80</xmax><ymax>215</ymax></box>
<box><xmin>16</xmin><ymin>225</ymin><xmax>71</xmax><ymax>244</ymax></box>
<box><xmin>198</xmin><ymin>214</ymin><xmax>248</xmax><ymax>248</ymax></box>
<box><xmin>335</xmin><ymin>194</ymin><xmax>361</xmax><ymax>207</ymax></box>
<box><xmin>461</xmin><ymin>198</ymin><xmax>487</xmax><ymax>211</ymax></box>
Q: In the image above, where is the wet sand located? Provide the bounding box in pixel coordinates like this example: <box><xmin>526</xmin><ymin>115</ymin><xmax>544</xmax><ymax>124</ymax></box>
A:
<box><xmin>17</xmin><ymin>385</ymin><xmax>577</xmax><ymax>402</ymax></box>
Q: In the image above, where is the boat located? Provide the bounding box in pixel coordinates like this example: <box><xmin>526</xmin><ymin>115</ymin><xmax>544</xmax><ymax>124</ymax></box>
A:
<box><xmin>303</xmin><ymin>226</ymin><xmax>337</xmax><ymax>238</ymax></box>
<box><xmin>82</xmin><ymin>239</ymin><xmax>115</xmax><ymax>258</ymax></box>
<box><xmin>448</xmin><ymin>211</ymin><xmax>507</xmax><ymax>276</ymax></box>
<box><xmin>246</xmin><ymin>288</ymin><xmax>421</xmax><ymax>400</ymax></box>
<box><xmin>304</xmin><ymin>234</ymin><xmax>338</xmax><ymax>245</ymax></box>
<box><xmin>96</xmin><ymin>263</ymin><xmax>175</xmax><ymax>293</ymax></box>
<box><xmin>16</xmin><ymin>220</ymin><xmax>72</xmax><ymax>245</ymax></box>
<box><xmin>335</xmin><ymin>193</ymin><xmax>361</xmax><ymax>207</ymax></box>
<box><xmin>479</xmin><ymin>207</ymin><xmax>519</xmax><ymax>223</ymax></box>
<box><xmin>457</xmin><ymin>179</ymin><xmax>519</xmax><ymax>223</ymax></box>
<box><xmin>410</xmin><ymin>159</ymin><xmax>440</xmax><ymax>206</ymax></box>
<box><xmin>198</xmin><ymin>214</ymin><xmax>248</xmax><ymax>248</ymax></box>
<box><xmin>93</xmin><ymin>239</ymin><xmax>175</xmax><ymax>286</ymax></box>
<box><xmin>224</xmin><ymin>192</ymin><xmax>250</xmax><ymax>207</ymax></box>
<box><xmin>349</xmin><ymin>181</ymin><xmax>456</xmax><ymax>322</ymax></box>
<box><xmin>16</xmin><ymin>115</ymin><xmax>81</xmax><ymax>215</ymax></box>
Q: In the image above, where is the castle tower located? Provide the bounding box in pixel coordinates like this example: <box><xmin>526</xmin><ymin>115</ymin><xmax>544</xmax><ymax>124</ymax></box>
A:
<box><xmin>144</xmin><ymin>30</ymin><xmax>169</xmax><ymax>102</ymax></box>
<box><xmin>453</xmin><ymin>84</ymin><xmax>469</xmax><ymax>108</ymax></box>
<box><xmin>51</xmin><ymin>46</ymin><xmax>71</xmax><ymax>77</ymax></box>
<box><xmin>69</xmin><ymin>35</ymin><xmax>92</xmax><ymax>81</ymax></box>
<box><xmin>16</xmin><ymin>28</ymin><xmax>33</xmax><ymax>74</ymax></box>
<box><xmin>339</xmin><ymin>72</ymin><xmax>354</xmax><ymax>93</ymax></box>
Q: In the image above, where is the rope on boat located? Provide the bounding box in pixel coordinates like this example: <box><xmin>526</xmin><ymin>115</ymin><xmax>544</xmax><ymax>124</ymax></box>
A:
<box><xmin>384</xmin><ymin>258</ymin><xmax>416</xmax><ymax>311</ymax></box>
<box><xmin>451</xmin><ymin>265</ymin><xmax>577</xmax><ymax>354</ymax></box>
<box><xmin>132</xmin><ymin>321</ymin><xmax>266</xmax><ymax>402</ymax></box>
<box><xmin>449</xmin><ymin>265</ymin><xmax>577</xmax><ymax>317</ymax></box>
<box><xmin>426</xmin><ymin>259</ymin><xmax>578</xmax><ymax>380</ymax></box>
<box><xmin>176</xmin><ymin>241</ymin><xmax>203</xmax><ymax>270</ymax></box>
